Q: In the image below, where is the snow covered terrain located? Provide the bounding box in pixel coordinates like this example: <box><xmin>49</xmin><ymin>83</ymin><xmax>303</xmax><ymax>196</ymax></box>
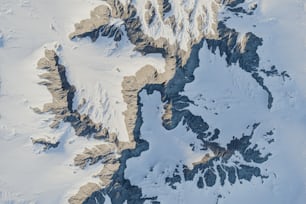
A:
<box><xmin>0</xmin><ymin>0</ymin><xmax>306</xmax><ymax>203</ymax></box>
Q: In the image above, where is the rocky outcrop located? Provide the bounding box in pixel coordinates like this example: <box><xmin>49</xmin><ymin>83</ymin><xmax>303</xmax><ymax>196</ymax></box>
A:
<box><xmin>31</xmin><ymin>137</ymin><xmax>60</xmax><ymax>151</ymax></box>
<box><xmin>222</xmin><ymin>0</ymin><xmax>245</xmax><ymax>7</ymax></box>
<box><xmin>74</xmin><ymin>144</ymin><xmax>116</xmax><ymax>169</ymax></box>
<box><xmin>37</xmin><ymin>49</ymin><xmax>75</xmax><ymax>115</ymax></box>
<box><xmin>65</xmin><ymin>0</ymin><xmax>275</xmax><ymax>203</ymax></box>
<box><xmin>166</xmin><ymin>123</ymin><xmax>271</xmax><ymax>188</ymax></box>
<box><xmin>157</xmin><ymin>0</ymin><xmax>171</xmax><ymax>18</ymax></box>
<box><xmin>69</xmin><ymin>5</ymin><xmax>112</xmax><ymax>41</ymax></box>
<box><xmin>121</xmin><ymin>65</ymin><xmax>171</xmax><ymax>147</ymax></box>
<box><xmin>206</xmin><ymin>22</ymin><xmax>274</xmax><ymax>109</ymax></box>
<box><xmin>36</xmin><ymin>49</ymin><xmax>113</xmax><ymax>139</ymax></box>
<box><xmin>260</xmin><ymin>65</ymin><xmax>290</xmax><ymax>81</ymax></box>
<box><xmin>35</xmin><ymin>50</ymin><xmax>135</xmax><ymax>203</ymax></box>
<box><xmin>131</xmin><ymin>38</ymin><xmax>272</xmax><ymax>189</ymax></box>
<box><xmin>68</xmin><ymin>183</ymin><xmax>102</xmax><ymax>204</ymax></box>
<box><xmin>82</xmin><ymin>33</ymin><xmax>270</xmax><ymax>202</ymax></box>
<box><xmin>144</xmin><ymin>1</ymin><xmax>156</xmax><ymax>26</ymax></box>
<box><xmin>96</xmin><ymin>162</ymin><xmax>121</xmax><ymax>186</ymax></box>
<box><xmin>69</xmin><ymin>1</ymin><xmax>136</xmax><ymax>42</ymax></box>
<box><xmin>70</xmin><ymin>0</ymin><xmax>206</xmax><ymax>145</ymax></box>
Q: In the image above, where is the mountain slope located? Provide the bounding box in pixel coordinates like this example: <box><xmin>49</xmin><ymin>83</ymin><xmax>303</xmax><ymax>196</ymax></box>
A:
<box><xmin>0</xmin><ymin>0</ymin><xmax>306</xmax><ymax>203</ymax></box>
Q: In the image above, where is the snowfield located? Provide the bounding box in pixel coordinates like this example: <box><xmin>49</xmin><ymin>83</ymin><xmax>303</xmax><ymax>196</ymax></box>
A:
<box><xmin>0</xmin><ymin>0</ymin><xmax>306</xmax><ymax>203</ymax></box>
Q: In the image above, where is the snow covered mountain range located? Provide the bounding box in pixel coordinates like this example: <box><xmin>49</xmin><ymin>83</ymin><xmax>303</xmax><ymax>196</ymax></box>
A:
<box><xmin>0</xmin><ymin>0</ymin><xmax>306</xmax><ymax>203</ymax></box>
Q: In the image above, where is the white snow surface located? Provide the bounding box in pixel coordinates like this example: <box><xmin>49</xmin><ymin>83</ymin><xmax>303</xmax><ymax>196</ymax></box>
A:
<box><xmin>132</xmin><ymin>0</ymin><xmax>219</xmax><ymax>51</ymax></box>
<box><xmin>125</xmin><ymin>0</ymin><xmax>306</xmax><ymax>204</ymax></box>
<box><xmin>63</xmin><ymin>34</ymin><xmax>165</xmax><ymax>142</ymax></box>
<box><xmin>125</xmin><ymin>42</ymin><xmax>306</xmax><ymax>203</ymax></box>
<box><xmin>0</xmin><ymin>0</ymin><xmax>306</xmax><ymax>204</ymax></box>
<box><xmin>0</xmin><ymin>0</ymin><xmax>163</xmax><ymax>203</ymax></box>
